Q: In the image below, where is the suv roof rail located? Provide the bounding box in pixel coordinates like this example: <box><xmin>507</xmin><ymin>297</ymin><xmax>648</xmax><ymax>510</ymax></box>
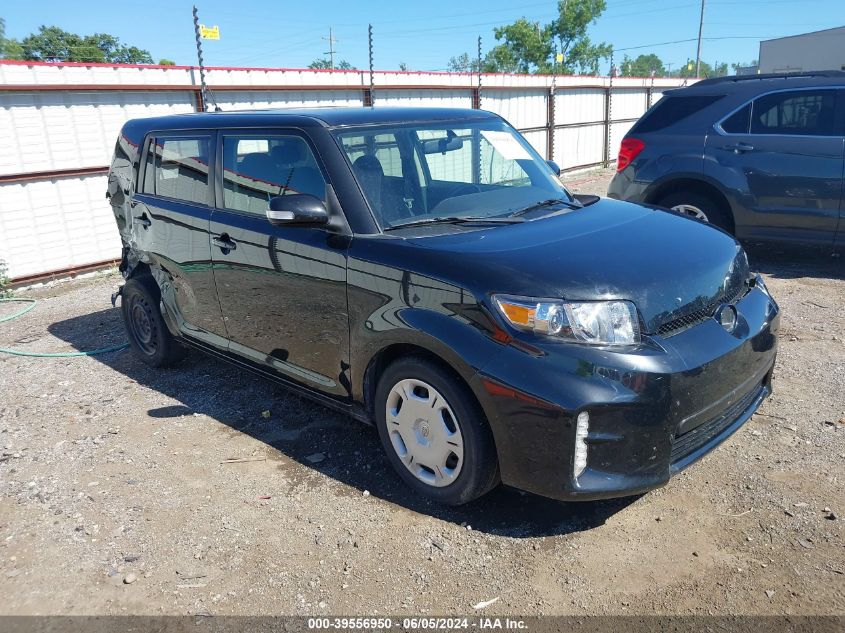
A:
<box><xmin>694</xmin><ymin>70</ymin><xmax>845</xmax><ymax>87</ymax></box>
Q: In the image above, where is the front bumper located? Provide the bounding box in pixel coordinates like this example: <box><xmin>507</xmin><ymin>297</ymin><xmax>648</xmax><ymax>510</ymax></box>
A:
<box><xmin>471</xmin><ymin>284</ymin><xmax>779</xmax><ymax>502</ymax></box>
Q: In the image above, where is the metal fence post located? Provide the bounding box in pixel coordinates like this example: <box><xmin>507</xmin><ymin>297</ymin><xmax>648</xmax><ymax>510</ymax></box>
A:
<box><xmin>547</xmin><ymin>84</ymin><xmax>555</xmax><ymax>162</ymax></box>
<box><xmin>604</xmin><ymin>53</ymin><xmax>615</xmax><ymax>168</ymax></box>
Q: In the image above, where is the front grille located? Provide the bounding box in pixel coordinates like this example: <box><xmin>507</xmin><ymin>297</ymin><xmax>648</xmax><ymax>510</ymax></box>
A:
<box><xmin>670</xmin><ymin>382</ymin><xmax>763</xmax><ymax>464</ymax></box>
<box><xmin>656</xmin><ymin>283</ymin><xmax>749</xmax><ymax>337</ymax></box>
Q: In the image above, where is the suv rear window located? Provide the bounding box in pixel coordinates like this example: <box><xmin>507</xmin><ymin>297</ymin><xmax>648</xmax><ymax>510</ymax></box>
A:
<box><xmin>632</xmin><ymin>95</ymin><xmax>725</xmax><ymax>134</ymax></box>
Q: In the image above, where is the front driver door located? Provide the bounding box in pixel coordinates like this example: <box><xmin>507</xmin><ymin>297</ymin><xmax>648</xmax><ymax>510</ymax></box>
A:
<box><xmin>209</xmin><ymin>130</ymin><xmax>350</xmax><ymax>399</ymax></box>
<box><xmin>706</xmin><ymin>88</ymin><xmax>844</xmax><ymax>244</ymax></box>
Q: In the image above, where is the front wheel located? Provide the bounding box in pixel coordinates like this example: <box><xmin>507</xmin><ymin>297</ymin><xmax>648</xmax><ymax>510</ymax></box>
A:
<box><xmin>121</xmin><ymin>276</ymin><xmax>184</xmax><ymax>367</ymax></box>
<box><xmin>374</xmin><ymin>357</ymin><xmax>499</xmax><ymax>505</ymax></box>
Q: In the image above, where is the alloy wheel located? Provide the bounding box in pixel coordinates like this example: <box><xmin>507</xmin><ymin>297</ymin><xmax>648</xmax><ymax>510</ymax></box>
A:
<box><xmin>671</xmin><ymin>203</ymin><xmax>710</xmax><ymax>222</ymax></box>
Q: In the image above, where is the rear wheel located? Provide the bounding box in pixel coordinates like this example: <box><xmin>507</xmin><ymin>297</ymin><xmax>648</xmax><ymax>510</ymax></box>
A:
<box><xmin>658</xmin><ymin>191</ymin><xmax>733</xmax><ymax>233</ymax></box>
<box><xmin>374</xmin><ymin>356</ymin><xmax>499</xmax><ymax>505</ymax></box>
<box><xmin>121</xmin><ymin>276</ymin><xmax>184</xmax><ymax>367</ymax></box>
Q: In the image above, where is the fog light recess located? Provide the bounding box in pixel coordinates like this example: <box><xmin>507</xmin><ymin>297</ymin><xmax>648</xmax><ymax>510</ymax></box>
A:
<box><xmin>574</xmin><ymin>411</ymin><xmax>590</xmax><ymax>478</ymax></box>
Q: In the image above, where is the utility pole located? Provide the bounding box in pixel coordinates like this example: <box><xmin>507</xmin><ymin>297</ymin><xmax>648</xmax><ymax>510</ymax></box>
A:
<box><xmin>323</xmin><ymin>27</ymin><xmax>338</xmax><ymax>69</ymax></box>
<box><xmin>192</xmin><ymin>5</ymin><xmax>209</xmax><ymax>112</ymax></box>
<box><xmin>695</xmin><ymin>0</ymin><xmax>706</xmax><ymax>77</ymax></box>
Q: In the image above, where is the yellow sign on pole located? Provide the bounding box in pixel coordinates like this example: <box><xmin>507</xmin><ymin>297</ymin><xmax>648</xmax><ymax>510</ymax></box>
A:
<box><xmin>200</xmin><ymin>25</ymin><xmax>220</xmax><ymax>40</ymax></box>
<box><xmin>555</xmin><ymin>53</ymin><xmax>564</xmax><ymax>63</ymax></box>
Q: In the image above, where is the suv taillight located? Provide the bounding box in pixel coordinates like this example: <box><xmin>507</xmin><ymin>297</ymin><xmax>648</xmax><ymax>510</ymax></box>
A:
<box><xmin>617</xmin><ymin>138</ymin><xmax>645</xmax><ymax>172</ymax></box>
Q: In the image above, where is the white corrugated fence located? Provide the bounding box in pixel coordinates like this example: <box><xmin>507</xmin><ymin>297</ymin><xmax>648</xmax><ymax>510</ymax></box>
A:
<box><xmin>0</xmin><ymin>60</ymin><xmax>686</xmax><ymax>281</ymax></box>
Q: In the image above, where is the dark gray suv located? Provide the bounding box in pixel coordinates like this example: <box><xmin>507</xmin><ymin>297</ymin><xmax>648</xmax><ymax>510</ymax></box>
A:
<box><xmin>608</xmin><ymin>71</ymin><xmax>845</xmax><ymax>247</ymax></box>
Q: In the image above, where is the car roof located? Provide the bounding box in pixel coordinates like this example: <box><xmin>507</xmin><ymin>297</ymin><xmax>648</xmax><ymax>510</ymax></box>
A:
<box><xmin>122</xmin><ymin>106</ymin><xmax>500</xmax><ymax>134</ymax></box>
<box><xmin>673</xmin><ymin>71</ymin><xmax>845</xmax><ymax>96</ymax></box>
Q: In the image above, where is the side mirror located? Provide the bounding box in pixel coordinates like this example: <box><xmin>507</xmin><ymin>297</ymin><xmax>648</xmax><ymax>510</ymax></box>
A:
<box><xmin>546</xmin><ymin>160</ymin><xmax>562</xmax><ymax>176</ymax></box>
<box><xmin>267</xmin><ymin>194</ymin><xmax>329</xmax><ymax>226</ymax></box>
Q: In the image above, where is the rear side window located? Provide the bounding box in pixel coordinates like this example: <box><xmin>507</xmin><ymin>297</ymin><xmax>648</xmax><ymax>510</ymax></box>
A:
<box><xmin>749</xmin><ymin>90</ymin><xmax>837</xmax><ymax>136</ymax></box>
<box><xmin>142</xmin><ymin>136</ymin><xmax>210</xmax><ymax>205</ymax></box>
<box><xmin>721</xmin><ymin>104</ymin><xmax>751</xmax><ymax>134</ymax></box>
<box><xmin>632</xmin><ymin>95</ymin><xmax>724</xmax><ymax>134</ymax></box>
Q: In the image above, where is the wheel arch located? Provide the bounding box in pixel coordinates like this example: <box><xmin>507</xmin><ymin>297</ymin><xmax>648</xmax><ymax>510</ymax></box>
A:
<box><xmin>362</xmin><ymin>342</ymin><xmax>485</xmax><ymax>425</ymax></box>
<box><xmin>645</xmin><ymin>177</ymin><xmax>735</xmax><ymax>233</ymax></box>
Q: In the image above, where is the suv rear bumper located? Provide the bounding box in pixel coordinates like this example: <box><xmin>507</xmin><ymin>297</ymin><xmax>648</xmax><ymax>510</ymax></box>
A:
<box><xmin>607</xmin><ymin>168</ymin><xmax>647</xmax><ymax>203</ymax></box>
<box><xmin>470</xmin><ymin>285</ymin><xmax>779</xmax><ymax>502</ymax></box>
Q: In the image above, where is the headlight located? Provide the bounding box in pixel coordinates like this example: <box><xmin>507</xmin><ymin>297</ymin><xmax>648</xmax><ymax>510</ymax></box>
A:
<box><xmin>493</xmin><ymin>295</ymin><xmax>641</xmax><ymax>345</ymax></box>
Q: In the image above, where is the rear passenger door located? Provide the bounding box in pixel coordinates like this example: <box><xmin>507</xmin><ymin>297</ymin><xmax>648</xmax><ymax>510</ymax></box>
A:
<box><xmin>706</xmin><ymin>88</ymin><xmax>845</xmax><ymax>244</ymax></box>
<box><xmin>133</xmin><ymin>132</ymin><xmax>229</xmax><ymax>345</ymax></box>
<box><xmin>209</xmin><ymin>130</ymin><xmax>350</xmax><ymax>399</ymax></box>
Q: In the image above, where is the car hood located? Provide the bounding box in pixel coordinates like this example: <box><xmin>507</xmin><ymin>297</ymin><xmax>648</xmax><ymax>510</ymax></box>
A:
<box><xmin>405</xmin><ymin>198</ymin><xmax>749</xmax><ymax>334</ymax></box>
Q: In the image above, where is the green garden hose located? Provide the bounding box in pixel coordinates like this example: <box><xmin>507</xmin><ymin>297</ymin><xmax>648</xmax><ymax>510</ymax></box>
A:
<box><xmin>0</xmin><ymin>298</ymin><xmax>129</xmax><ymax>357</ymax></box>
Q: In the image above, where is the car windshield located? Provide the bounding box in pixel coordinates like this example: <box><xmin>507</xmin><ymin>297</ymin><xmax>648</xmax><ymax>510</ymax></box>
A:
<box><xmin>333</xmin><ymin>119</ymin><xmax>574</xmax><ymax>230</ymax></box>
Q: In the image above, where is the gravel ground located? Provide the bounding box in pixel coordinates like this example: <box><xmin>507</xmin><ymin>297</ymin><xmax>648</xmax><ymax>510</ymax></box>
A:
<box><xmin>0</xmin><ymin>170</ymin><xmax>843</xmax><ymax>617</ymax></box>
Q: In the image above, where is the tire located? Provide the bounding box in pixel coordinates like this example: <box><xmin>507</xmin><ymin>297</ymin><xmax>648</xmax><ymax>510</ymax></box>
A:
<box><xmin>121</xmin><ymin>276</ymin><xmax>184</xmax><ymax>367</ymax></box>
<box><xmin>374</xmin><ymin>356</ymin><xmax>499</xmax><ymax>505</ymax></box>
<box><xmin>657</xmin><ymin>191</ymin><xmax>733</xmax><ymax>233</ymax></box>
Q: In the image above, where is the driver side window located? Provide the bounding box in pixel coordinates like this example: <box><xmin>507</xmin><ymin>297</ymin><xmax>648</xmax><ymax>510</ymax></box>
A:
<box><xmin>221</xmin><ymin>134</ymin><xmax>326</xmax><ymax>215</ymax></box>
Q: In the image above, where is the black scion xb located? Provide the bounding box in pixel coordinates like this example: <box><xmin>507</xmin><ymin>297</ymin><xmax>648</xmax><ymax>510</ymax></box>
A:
<box><xmin>107</xmin><ymin>107</ymin><xmax>779</xmax><ymax>505</ymax></box>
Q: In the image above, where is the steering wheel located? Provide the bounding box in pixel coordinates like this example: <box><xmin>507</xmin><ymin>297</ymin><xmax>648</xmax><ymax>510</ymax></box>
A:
<box><xmin>447</xmin><ymin>183</ymin><xmax>481</xmax><ymax>198</ymax></box>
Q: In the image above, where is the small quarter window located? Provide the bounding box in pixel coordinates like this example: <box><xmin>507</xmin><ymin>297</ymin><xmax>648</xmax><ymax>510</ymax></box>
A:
<box><xmin>750</xmin><ymin>90</ymin><xmax>837</xmax><ymax>136</ymax></box>
<box><xmin>721</xmin><ymin>104</ymin><xmax>751</xmax><ymax>134</ymax></box>
<box><xmin>142</xmin><ymin>136</ymin><xmax>210</xmax><ymax>204</ymax></box>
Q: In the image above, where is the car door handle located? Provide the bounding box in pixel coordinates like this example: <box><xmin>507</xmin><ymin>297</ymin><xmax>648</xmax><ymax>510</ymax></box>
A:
<box><xmin>722</xmin><ymin>142</ymin><xmax>754</xmax><ymax>153</ymax></box>
<box><xmin>212</xmin><ymin>234</ymin><xmax>237</xmax><ymax>252</ymax></box>
<box><xmin>134</xmin><ymin>213</ymin><xmax>151</xmax><ymax>228</ymax></box>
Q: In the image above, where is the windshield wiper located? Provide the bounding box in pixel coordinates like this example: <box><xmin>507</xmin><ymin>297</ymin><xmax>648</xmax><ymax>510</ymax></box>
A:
<box><xmin>508</xmin><ymin>197</ymin><xmax>582</xmax><ymax>218</ymax></box>
<box><xmin>384</xmin><ymin>216</ymin><xmax>525</xmax><ymax>231</ymax></box>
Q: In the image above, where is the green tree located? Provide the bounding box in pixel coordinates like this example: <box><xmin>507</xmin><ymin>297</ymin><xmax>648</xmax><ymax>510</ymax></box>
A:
<box><xmin>16</xmin><ymin>25</ymin><xmax>152</xmax><ymax>63</ymax></box>
<box><xmin>447</xmin><ymin>52</ymin><xmax>481</xmax><ymax>73</ymax></box>
<box><xmin>711</xmin><ymin>62</ymin><xmax>729</xmax><ymax>77</ymax></box>
<box><xmin>308</xmin><ymin>58</ymin><xmax>355</xmax><ymax>70</ymax></box>
<box><xmin>87</xmin><ymin>33</ymin><xmax>152</xmax><ymax>63</ymax></box>
<box><xmin>0</xmin><ymin>18</ymin><xmax>23</xmax><ymax>59</ymax></box>
<box><xmin>620</xmin><ymin>53</ymin><xmax>666</xmax><ymax>77</ymax></box>
<box><xmin>732</xmin><ymin>59</ymin><xmax>758</xmax><ymax>73</ymax></box>
<box><xmin>549</xmin><ymin>0</ymin><xmax>611</xmax><ymax>74</ymax></box>
<box><xmin>484</xmin><ymin>0</ymin><xmax>611</xmax><ymax>75</ymax></box>
<box><xmin>3</xmin><ymin>39</ymin><xmax>23</xmax><ymax>59</ymax></box>
<box><xmin>489</xmin><ymin>18</ymin><xmax>552</xmax><ymax>73</ymax></box>
<box><xmin>158</xmin><ymin>58</ymin><xmax>176</xmax><ymax>66</ymax></box>
<box><xmin>676</xmin><ymin>59</ymin><xmax>709</xmax><ymax>78</ymax></box>
<box><xmin>674</xmin><ymin>59</ymin><xmax>729</xmax><ymax>79</ymax></box>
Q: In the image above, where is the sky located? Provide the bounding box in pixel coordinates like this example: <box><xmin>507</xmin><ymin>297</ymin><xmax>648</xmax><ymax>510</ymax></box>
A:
<box><xmin>3</xmin><ymin>0</ymin><xmax>844</xmax><ymax>74</ymax></box>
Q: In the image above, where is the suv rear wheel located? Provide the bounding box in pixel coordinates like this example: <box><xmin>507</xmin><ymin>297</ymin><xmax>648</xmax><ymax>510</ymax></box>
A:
<box><xmin>374</xmin><ymin>356</ymin><xmax>499</xmax><ymax>505</ymax></box>
<box><xmin>121</xmin><ymin>276</ymin><xmax>184</xmax><ymax>367</ymax></box>
<box><xmin>658</xmin><ymin>191</ymin><xmax>733</xmax><ymax>233</ymax></box>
